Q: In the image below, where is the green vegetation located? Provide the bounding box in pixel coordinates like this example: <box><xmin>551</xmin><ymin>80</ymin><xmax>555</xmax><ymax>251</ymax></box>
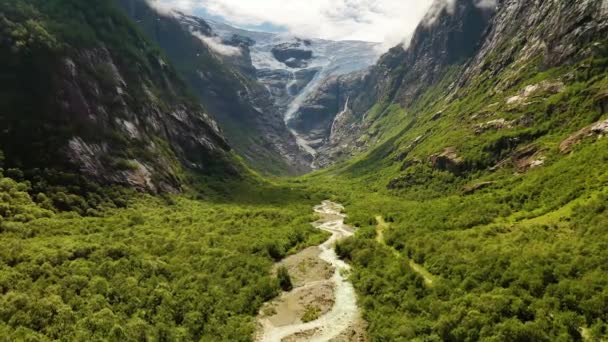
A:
<box><xmin>293</xmin><ymin>43</ymin><xmax>608</xmax><ymax>341</ymax></box>
<box><xmin>0</xmin><ymin>169</ymin><xmax>329</xmax><ymax>340</ymax></box>
<box><xmin>277</xmin><ymin>266</ymin><xmax>293</xmax><ymax>292</ymax></box>
<box><xmin>1</xmin><ymin>0</ymin><xmax>608</xmax><ymax>341</ymax></box>
<box><xmin>301</xmin><ymin>305</ymin><xmax>322</xmax><ymax>323</ymax></box>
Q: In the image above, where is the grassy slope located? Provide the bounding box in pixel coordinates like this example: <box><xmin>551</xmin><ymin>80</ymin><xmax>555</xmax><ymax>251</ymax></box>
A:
<box><xmin>290</xmin><ymin>43</ymin><xmax>608</xmax><ymax>341</ymax></box>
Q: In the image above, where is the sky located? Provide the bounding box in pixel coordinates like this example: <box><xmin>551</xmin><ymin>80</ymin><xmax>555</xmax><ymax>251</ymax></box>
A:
<box><xmin>146</xmin><ymin>0</ymin><xmax>438</xmax><ymax>48</ymax></box>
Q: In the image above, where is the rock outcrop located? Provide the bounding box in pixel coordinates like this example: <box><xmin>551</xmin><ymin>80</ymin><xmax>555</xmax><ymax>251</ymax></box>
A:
<box><xmin>271</xmin><ymin>40</ymin><xmax>314</xmax><ymax>68</ymax></box>
<box><xmin>430</xmin><ymin>147</ymin><xmax>465</xmax><ymax>174</ymax></box>
<box><xmin>560</xmin><ymin>119</ymin><xmax>608</xmax><ymax>153</ymax></box>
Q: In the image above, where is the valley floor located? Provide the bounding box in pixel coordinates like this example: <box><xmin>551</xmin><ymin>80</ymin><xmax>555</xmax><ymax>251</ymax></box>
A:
<box><xmin>256</xmin><ymin>201</ymin><xmax>365</xmax><ymax>342</ymax></box>
<box><xmin>1</xmin><ymin>158</ymin><xmax>608</xmax><ymax>341</ymax></box>
<box><xmin>0</xmin><ymin>177</ymin><xmax>332</xmax><ymax>341</ymax></box>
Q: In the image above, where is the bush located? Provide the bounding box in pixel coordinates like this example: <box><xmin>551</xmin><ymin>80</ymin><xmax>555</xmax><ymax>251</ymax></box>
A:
<box><xmin>277</xmin><ymin>266</ymin><xmax>293</xmax><ymax>291</ymax></box>
<box><xmin>301</xmin><ymin>305</ymin><xmax>321</xmax><ymax>323</ymax></box>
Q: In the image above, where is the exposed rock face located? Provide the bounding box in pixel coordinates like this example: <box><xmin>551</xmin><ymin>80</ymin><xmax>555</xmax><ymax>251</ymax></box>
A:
<box><xmin>489</xmin><ymin>145</ymin><xmax>546</xmax><ymax>173</ymax></box>
<box><xmin>288</xmin><ymin>77</ymin><xmax>340</xmax><ymax>136</ymax></box>
<box><xmin>53</xmin><ymin>48</ymin><xmax>233</xmax><ymax>191</ymax></box>
<box><xmin>271</xmin><ymin>40</ymin><xmax>314</xmax><ymax>68</ymax></box>
<box><xmin>430</xmin><ymin>147</ymin><xmax>465</xmax><ymax>174</ymax></box>
<box><xmin>257</xmin><ymin>67</ymin><xmax>321</xmax><ymax>117</ymax></box>
<box><xmin>288</xmin><ymin>0</ymin><xmax>497</xmax><ymax>166</ymax></box>
<box><xmin>560</xmin><ymin>119</ymin><xmax>608</xmax><ymax>153</ymax></box>
<box><xmin>505</xmin><ymin>81</ymin><xmax>565</xmax><ymax>107</ymax></box>
<box><xmin>458</xmin><ymin>0</ymin><xmax>608</xmax><ymax>86</ymax></box>
<box><xmin>0</xmin><ymin>6</ymin><xmax>233</xmax><ymax>193</ymax></box>
<box><xmin>204</xmin><ymin>19</ymin><xmax>381</xmax><ymax>168</ymax></box>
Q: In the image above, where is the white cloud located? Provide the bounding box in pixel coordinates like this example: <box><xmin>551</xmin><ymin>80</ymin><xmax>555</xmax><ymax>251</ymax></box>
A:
<box><xmin>148</xmin><ymin>0</ymin><xmax>436</xmax><ymax>49</ymax></box>
<box><xmin>474</xmin><ymin>0</ymin><xmax>498</xmax><ymax>9</ymax></box>
<box><xmin>147</xmin><ymin>0</ymin><xmax>498</xmax><ymax>51</ymax></box>
<box><xmin>191</xmin><ymin>31</ymin><xmax>242</xmax><ymax>56</ymax></box>
<box><xmin>147</xmin><ymin>0</ymin><xmax>197</xmax><ymax>15</ymax></box>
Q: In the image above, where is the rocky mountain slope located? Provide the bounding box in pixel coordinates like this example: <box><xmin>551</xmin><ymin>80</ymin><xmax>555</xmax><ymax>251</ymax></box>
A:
<box><xmin>297</xmin><ymin>0</ymin><xmax>608</xmax><ymax>169</ymax></box>
<box><xmin>0</xmin><ymin>0</ymin><xmax>239</xmax><ymax>195</ymax></box>
<box><xmin>117</xmin><ymin>0</ymin><xmax>312</xmax><ymax>175</ymax></box>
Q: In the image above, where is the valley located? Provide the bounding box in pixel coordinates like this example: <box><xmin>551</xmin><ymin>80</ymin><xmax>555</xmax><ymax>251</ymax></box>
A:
<box><xmin>0</xmin><ymin>0</ymin><xmax>607</xmax><ymax>341</ymax></box>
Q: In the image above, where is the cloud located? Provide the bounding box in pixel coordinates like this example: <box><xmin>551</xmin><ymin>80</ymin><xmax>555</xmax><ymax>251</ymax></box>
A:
<box><xmin>474</xmin><ymin>0</ymin><xmax>497</xmax><ymax>9</ymax></box>
<box><xmin>421</xmin><ymin>0</ymin><xmax>497</xmax><ymax>28</ymax></box>
<box><xmin>147</xmin><ymin>0</ymin><xmax>437</xmax><ymax>50</ymax></box>
<box><xmin>147</xmin><ymin>0</ymin><xmax>197</xmax><ymax>15</ymax></box>
<box><xmin>191</xmin><ymin>31</ymin><xmax>242</xmax><ymax>56</ymax></box>
<box><xmin>147</xmin><ymin>0</ymin><xmax>498</xmax><ymax>51</ymax></box>
<box><xmin>421</xmin><ymin>0</ymin><xmax>456</xmax><ymax>26</ymax></box>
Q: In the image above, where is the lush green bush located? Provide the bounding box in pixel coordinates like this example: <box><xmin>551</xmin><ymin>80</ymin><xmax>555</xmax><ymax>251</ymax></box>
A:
<box><xmin>277</xmin><ymin>266</ymin><xmax>293</xmax><ymax>292</ymax></box>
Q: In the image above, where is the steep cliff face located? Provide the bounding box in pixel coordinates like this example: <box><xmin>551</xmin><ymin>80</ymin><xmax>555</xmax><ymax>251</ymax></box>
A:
<box><xmin>458</xmin><ymin>0</ymin><xmax>608</xmax><ymax>86</ymax></box>
<box><xmin>0</xmin><ymin>0</ymin><xmax>237</xmax><ymax>193</ymax></box>
<box><xmin>298</xmin><ymin>0</ymin><xmax>608</xmax><ymax>168</ymax></box>
<box><xmin>327</xmin><ymin>0</ymin><xmax>607</xmax><ymax>183</ymax></box>
<box><xmin>117</xmin><ymin>0</ymin><xmax>312</xmax><ymax>175</ymax></box>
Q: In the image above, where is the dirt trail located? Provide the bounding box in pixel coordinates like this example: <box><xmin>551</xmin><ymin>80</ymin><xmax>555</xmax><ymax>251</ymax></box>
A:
<box><xmin>256</xmin><ymin>201</ymin><xmax>364</xmax><ymax>342</ymax></box>
<box><xmin>375</xmin><ymin>216</ymin><xmax>437</xmax><ymax>287</ymax></box>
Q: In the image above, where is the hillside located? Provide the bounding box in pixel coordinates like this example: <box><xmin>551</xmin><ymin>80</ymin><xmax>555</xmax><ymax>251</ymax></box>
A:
<box><xmin>0</xmin><ymin>0</ymin><xmax>240</xmax><ymax>200</ymax></box>
<box><xmin>296</xmin><ymin>0</ymin><xmax>608</xmax><ymax>340</ymax></box>
<box><xmin>0</xmin><ymin>1</ymin><xmax>328</xmax><ymax>340</ymax></box>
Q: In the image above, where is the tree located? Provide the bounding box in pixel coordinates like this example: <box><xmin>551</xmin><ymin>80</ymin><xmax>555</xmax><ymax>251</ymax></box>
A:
<box><xmin>277</xmin><ymin>266</ymin><xmax>293</xmax><ymax>291</ymax></box>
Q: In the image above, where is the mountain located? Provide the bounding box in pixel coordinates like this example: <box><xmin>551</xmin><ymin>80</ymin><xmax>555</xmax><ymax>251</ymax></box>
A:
<box><xmin>205</xmin><ymin>19</ymin><xmax>382</xmax><ymax>167</ymax></box>
<box><xmin>0</xmin><ymin>2</ymin><xmax>329</xmax><ymax>341</ymax></box>
<box><xmin>117</xmin><ymin>0</ymin><xmax>313</xmax><ymax>176</ymax></box>
<box><xmin>299</xmin><ymin>0</ymin><xmax>608</xmax><ymax>168</ymax></box>
<box><xmin>0</xmin><ymin>0</ymin><xmax>239</xmax><ymax>197</ymax></box>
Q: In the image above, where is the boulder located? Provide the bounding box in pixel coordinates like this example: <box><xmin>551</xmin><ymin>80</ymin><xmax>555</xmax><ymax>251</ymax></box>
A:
<box><xmin>559</xmin><ymin>118</ymin><xmax>608</xmax><ymax>153</ymax></box>
<box><xmin>430</xmin><ymin>147</ymin><xmax>464</xmax><ymax>173</ymax></box>
<box><xmin>474</xmin><ymin>118</ymin><xmax>513</xmax><ymax>135</ymax></box>
<box><xmin>271</xmin><ymin>42</ymin><xmax>313</xmax><ymax>68</ymax></box>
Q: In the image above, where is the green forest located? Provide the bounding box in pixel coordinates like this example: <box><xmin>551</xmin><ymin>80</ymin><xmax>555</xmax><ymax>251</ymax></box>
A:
<box><xmin>0</xmin><ymin>171</ymin><xmax>330</xmax><ymax>340</ymax></box>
